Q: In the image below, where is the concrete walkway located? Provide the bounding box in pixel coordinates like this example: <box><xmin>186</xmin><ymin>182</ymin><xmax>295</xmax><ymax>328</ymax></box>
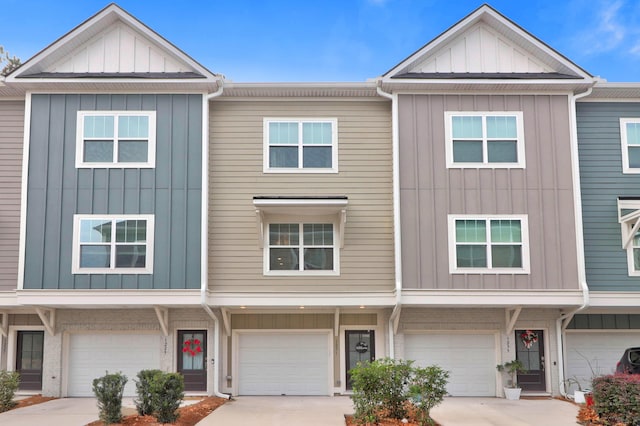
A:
<box><xmin>0</xmin><ymin>397</ymin><xmax>100</xmax><ymax>426</ymax></box>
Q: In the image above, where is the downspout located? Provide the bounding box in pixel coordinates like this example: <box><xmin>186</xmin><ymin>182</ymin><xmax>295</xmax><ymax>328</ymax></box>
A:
<box><xmin>557</xmin><ymin>85</ymin><xmax>593</xmax><ymax>398</ymax></box>
<box><xmin>200</xmin><ymin>80</ymin><xmax>229</xmax><ymax>399</ymax></box>
<box><xmin>377</xmin><ymin>83</ymin><xmax>402</xmax><ymax>358</ymax></box>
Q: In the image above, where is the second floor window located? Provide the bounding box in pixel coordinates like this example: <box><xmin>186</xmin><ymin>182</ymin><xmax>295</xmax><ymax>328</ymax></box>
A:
<box><xmin>76</xmin><ymin>111</ymin><xmax>156</xmax><ymax>168</ymax></box>
<box><xmin>267</xmin><ymin>223</ymin><xmax>336</xmax><ymax>274</ymax></box>
<box><xmin>264</xmin><ymin>118</ymin><xmax>338</xmax><ymax>173</ymax></box>
<box><xmin>620</xmin><ymin>118</ymin><xmax>640</xmax><ymax>173</ymax></box>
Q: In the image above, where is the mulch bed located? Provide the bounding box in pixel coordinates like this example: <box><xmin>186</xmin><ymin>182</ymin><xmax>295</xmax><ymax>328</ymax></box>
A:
<box><xmin>11</xmin><ymin>395</ymin><xmax>58</xmax><ymax>410</ymax></box>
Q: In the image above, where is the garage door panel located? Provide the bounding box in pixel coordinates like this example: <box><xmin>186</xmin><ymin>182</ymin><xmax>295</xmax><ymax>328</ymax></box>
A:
<box><xmin>566</xmin><ymin>332</ymin><xmax>640</xmax><ymax>391</ymax></box>
<box><xmin>68</xmin><ymin>334</ymin><xmax>161</xmax><ymax>397</ymax></box>
<box><xmin>238</xmin><ymin>333</ymin><xmax>329</xmax><ymax>396</ymax></box>
<box><xmin>405</xmin><ymin>333</ymin><xmax>496</xmax><ymax>397</ymax></box>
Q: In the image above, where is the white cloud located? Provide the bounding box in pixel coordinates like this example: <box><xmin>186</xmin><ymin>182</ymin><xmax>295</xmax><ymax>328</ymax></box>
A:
<box><xmin>584</xmin><ymin>0</ymin><xmax>626</xmax><ymax>53</ymax></box>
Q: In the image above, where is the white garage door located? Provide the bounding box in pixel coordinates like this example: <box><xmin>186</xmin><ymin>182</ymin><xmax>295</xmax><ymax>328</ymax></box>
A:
<box><xmin>566</xmin><ymin>332</ymin><xmax>640</xmax><ymax>391</ymax></box>
<box><xmin>405</xmin><ymin>333</ymin><xmax>497</xmax><ymax>396</ymax></box>
<box><xmin>68</xmin><ymin>333</ymin><xmax>162</xmax><ymax>397</ymax></box>
<box><xmin>238</xmin><ymin>332</ymin><xmax>330</xmax><ymax>396</ymax></box>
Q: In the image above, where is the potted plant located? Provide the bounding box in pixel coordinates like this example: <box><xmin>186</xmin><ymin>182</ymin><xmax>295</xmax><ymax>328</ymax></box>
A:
<box><xmin>496</xmin><ymin>360</ymin><xmax>526</xmax><ymax>400</ymax></box>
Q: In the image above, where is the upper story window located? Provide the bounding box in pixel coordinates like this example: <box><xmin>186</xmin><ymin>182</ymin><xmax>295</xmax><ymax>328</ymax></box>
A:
<box><xmin>76</xmin><ymin>111</ymin><xmax>156</xmax><ymax>168</ymax></box>
<box><xmin>72</xmin><ymin>214</ymin><xmax>154</xmax><ymax>274</ymax></box>
<box><xmin>267</xmin><ymin>223</ymin><xmax>336</xmax><ymax>274</ymax></box>
<box><xmin>620</xmin><ymin>118</ymin><xmax>640</xmax><ymax>173</ymax></box>
<box><xmin>448</xmin><ymin>215</ymin><xmax>530</xmax><ymax>274</ymax></box>
<box><xmin>263</xmin><ymin>118</ymin><xmax>338</xmax><ymax>173</ymax></box>
<box><xmin>445</xmin><ymin>112</ymin><xmax>525</xmax><ymax>168</ymax></box>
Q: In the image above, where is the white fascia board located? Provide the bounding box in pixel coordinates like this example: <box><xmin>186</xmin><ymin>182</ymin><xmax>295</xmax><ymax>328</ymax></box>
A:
<box><xmin>253</xmin><ymin>198</ymin><xmax>348</xmax><ymax>216</ymax></box>
<box><xmin>401</xmin><ymin>290</ymin><xmax>584</xmax><ymax>307</ymax></box>
<box><xmin>588</xmin><ymin>292</ymin><xmax>640</xmax><ymax>308</ymax></box>
<box><xmin>380</xmin><ymin>78</ymin><xmax>590</xmax><ymax>85</ymax></box>
<box><xmin>0</xmin><ymin>292</ymin><xmax>19</xmax><ymax>307</ymax></box>
<box><xmin>15</xmin><ymin>290</ymin><xmax>201</xmax><ymax>307</ymax></box>
<box><xmin>206</xmin><ymin>291</ymin><xmax>396</xmax><ymax>307</ymax></box>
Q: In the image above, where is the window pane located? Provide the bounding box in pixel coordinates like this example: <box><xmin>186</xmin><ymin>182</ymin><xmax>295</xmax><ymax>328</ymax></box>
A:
<box><xmin>270</xmin><ymin>147</ymin><xmax>298</xmax><ymax>168</ymax></box>
<box><xmin>80</xmin><ymin>245</ymin><xmax>110</xmax><ymax>268</ymax></box>
<box><xmin>629</xmin><ymin>147</ymin><xmax>640</xmax><ymax>168</ymax></box>
<box><xmin>269</xmin><ymin>122</ymin><xmax>298</xmax><ymax>145</ymax></box>
<box><xmin>84</xmin><ymin>141</ymin><xmax>114</xmax><ymax>162</ymax></box>
<box><xmin>634</xmin><ymin>248</ymin><xmax>640</xmax><ymax>271</ymax></box>
<box><xmin>115</xmin><ymin>245</ymin><xmax>147</xmax><ymax>268</ymax></box>
<box><xmin>118</xmin><ymin>115</ymin><xmax>149</xmax><ymax>138</ymax></box>
<box><xmin>303</xmin><ymin>146</ymin><xmax>332</xmax><ymax>168</ymax></box>
<box><xmin>492</xmin><ymin>245</ymin><xmax>522</xmax><ymax>267</ymax></box>
<box><xmin>84</xmin><ymin>116</ymin><xmax>114</xmax><ymax>138</ymax></box>
<box><xmin>490</xmin><ymin>220</ymin><xmax>522</xmax><ymax>242</ymax></box>
<box><xmin>627</xmin><ymin>122</ymin><xmax>640</xmax><ymax>145</ymax></box>
<box><xmin>488</xmin><ymin>141</ymin><xmax>518</xmax><ymax>163</ymax></box>
<box><xmin>118</xmin><ymin>141</ymin><xmax>148</xmax><ymax>163</ymax></box>
<box><xmin>80</xmin><ymin>219</ymin><xmax>111</xmax><ymax>243</ymax></box>
<box><xmin>456</xmin><ymin>220</ymin><xmax>486</xmax><ymax>242</ymax></box>
<box><xmin>270</xmin><ymin>248</ymin><xmax>299</xmax><ymax>270</ymax></box>
<box><xmin>269</xmin><ymin>224</ymin><xmax>299</xmax><ymax>246</ymax></box>
<box><xmin>302</xmin><ymin>122</ymin><xmax>332</xmax><ymax>145</ymax></box>
<box><xmin>456</xmin><ymin>245</ymin><xmax>487</xmax><ymax>267</ymax></box>
<box><xmin>486</xmin><ymin>116</ymin><xmax>517</xmax><ymax>138</ymax></box>
<box><xmin>452</xmin><ymin>116</ymin><xmax>482</xmax><ymax>138</ymax></box>
<box><xmin>453</xmin><ymin>141</ymin><xmax>483</xmax><ymax>162</ymax></box>
<box><xmin>304</xmin><ymin>248</ymin><xmax>333</xmax><ymax>270</ymax></box>
<box><xmin>115</xmin><ymin>220</ymin><xmax>147</xmax><ymax>243</ymax></box>
<box><xmin>303</xmin><ymin>224</ymin><xmax>333</xmax><ymax>245</ymax></box>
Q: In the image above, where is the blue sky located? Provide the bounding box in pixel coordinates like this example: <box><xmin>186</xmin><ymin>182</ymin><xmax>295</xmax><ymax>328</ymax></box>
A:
<box><xmin>2</xmin><ymin>0</ymin><xmax>640</xmax><ymax>82</ymax></box>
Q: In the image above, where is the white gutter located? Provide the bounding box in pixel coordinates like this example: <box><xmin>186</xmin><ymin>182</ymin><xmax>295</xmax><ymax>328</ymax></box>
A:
<box><xmin>200</xmin><ymin>80</ymin><xmax>229</xmax><ymax>399</ymax></box>
<box><xmin>377</xmin><ymin>84</ymin><xmax>402</xmax><ymax>358</ymax></box>
<box><xmin>557</xmin><ymin>85</ymin><xmax>594</xmax><ymax>398</ymax></box>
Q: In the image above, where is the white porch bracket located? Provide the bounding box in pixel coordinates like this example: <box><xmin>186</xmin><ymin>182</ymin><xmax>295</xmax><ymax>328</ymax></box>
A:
<box><xmin>561</xmin><ymin>312</ymin><xmax>576</xmax><ymax>330</ymax></box>
<box><xmin>255</xmin><ymin>209</ymin><xmax>265</xmax><ymax>248</ymax></box>
<box><xmin>340</xmin><ymin>209</ymin><xmax>347</xmax><ymax>248</ymax></box>
<box><xmin>390</xmin><ymin>304</ymin><xmax>402</xmax><ymax>335</ymax></box>
<box><xmin>505</xmin><ymin>307</ymin><xmax>522</xmax><ymax>334</ymax></box>
<box><xmin>0</xmin><ymin>312</ymin><xmax>8</xmax><ymax>338</ymax></box>
<box><xmin>220</xmin><ymin>308</ymin><xmax>231</xmax><ymax>337</ymax></box>
<box><xmin>35</xmin><ymin>307</ymin><xmax>56</xmax><ymax>336</ymax></box>
<box><xmin>154</xmin><ymin>306</ymin><xmax>169</xmax><ymax>337</ymax></box>
<box><xmin>334</xmin><ymin>308</ymin><xmax>340</xmax><ymax>337</ymax></box>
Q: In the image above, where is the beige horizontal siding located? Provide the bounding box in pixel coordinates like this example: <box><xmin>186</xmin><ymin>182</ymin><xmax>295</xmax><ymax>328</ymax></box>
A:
<box><xmin>0</xmin><ymin>101</ymin><xmax>24</xmax><ymax>291</ymax></box>
<box><xmin>209</xmin><ymin>100</ymin><xmax>394</xmax><ymax>293</ymax></box>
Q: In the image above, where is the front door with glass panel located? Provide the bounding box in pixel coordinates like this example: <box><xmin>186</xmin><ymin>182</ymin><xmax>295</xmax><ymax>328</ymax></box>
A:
<box><xmin>345</xmin><ymin>330</ymin><xmax>375</xmax><ymax>390</ymax></box>
<box><xmin>177</xmin><ymin>330</ymin><xmax>207</xmax><ymax>391</ymax></box>
<box><xmin>16</xmin><ymin>331</ymin><xmax>44</xmax><ymax>391</ymax></box>
<box><xmin>515</xmin><ymin>329</ymin><xmax>546</xmax><ymax>391</ymax></box>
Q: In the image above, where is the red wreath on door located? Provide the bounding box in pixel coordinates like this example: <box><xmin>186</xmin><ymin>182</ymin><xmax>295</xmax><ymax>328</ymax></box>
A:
<box><xmin>520</xmin><ymin>330</ymin><xmax>538</xmax><ymax>349</ymax></box>
<box><xmin>182</xmin><ymin>338</ymin><xmax>202</xmax><ymax>357</ymax></box>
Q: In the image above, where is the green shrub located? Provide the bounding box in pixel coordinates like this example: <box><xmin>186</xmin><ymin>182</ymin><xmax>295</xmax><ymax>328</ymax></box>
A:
<box><xmin>92</xmin><ymin>371</ymin><xmax>127</xmax><ymax>425</ymax></box>
<box><xmin>592</xmin><ymin>374</ymin><xmax>640</xmax><ymax>425</ymax></box>
<box><xmin>134</xmin><ymin>369</ymin><xmax>163</xmax><ymax>416</ymax></box>
<box><xmin>408</xmin><ymin>366</ymin><xmax>450</xmax><ymax>426</ymax></box>
<box><xmin>151</xmin><ymin>372</ymin><xmax>184</xmax><ymax>424</ymax></box>
<box><xmin>0</xmin><ymin>370</ymin><xmax>20</xmax><ymax>412</ymax></box>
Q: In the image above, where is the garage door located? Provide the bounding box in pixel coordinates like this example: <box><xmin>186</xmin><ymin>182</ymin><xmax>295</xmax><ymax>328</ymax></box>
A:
<box><xmin>566</xmin><ymin>332</ymin><xmax>640</xmax><ymax>390</ymax></box>
<box><xmin>238</xmin><ymin>332</ymin><xmax>330</xmax><ymax>396</ymax></box>
<box><xmin>404</xmin><ymin>333</ymin><xmax>497</xmax><ymax>396</ymax></box>
<box><xmin>68</xmin><ymin>333</ymin><xmax>162</xmax><ymax>397</ymax></box>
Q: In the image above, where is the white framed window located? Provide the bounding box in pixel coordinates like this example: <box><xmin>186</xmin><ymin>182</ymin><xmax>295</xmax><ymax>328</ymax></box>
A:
<box><xmin>448</xmin><ymin>215</ymin><xmax>530</xmax><ymax>274</ymax></box>
<box><xmin>617</xmin><ymin>198</ymin><xmax>640</xmax><ymax>276</ymax></box>
<box><xmin>445</xmin><ymin>112</ymin><xmax>525</xmax><ymax>168</ymax></box>
<box><xmin>72</xmin><ymin>214</ymin><xmax>154</xmax><ymax>274</ymax></box>
<box><xmin>265</xmin><ymin>221</ymin><xmax>338</xmax><ymax>275</ymax></box>
<box><xmin>76</xmin><ymin>111</ymin><xmax>156</xmax><ymax>168</ymax></box>
<box><xmin>263</xmin><ymin>118</ymin><xmax>338</xmax><ymax>173</ymax></box>
<box><xmin>620</xmin><ymin>118</ymin><xmax>640</xmax><ymax>174</ymax></box>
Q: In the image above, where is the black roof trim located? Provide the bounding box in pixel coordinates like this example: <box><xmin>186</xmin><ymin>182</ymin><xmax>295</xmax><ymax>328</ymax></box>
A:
<box><xmin>253</xmin><ymin>196</ymin><xmax>348</xmax><ymax>200</ymax></box>
<box><xmin>18</xmin><ymin>72</ymin><xmax>205</xmax><ymax>79</ymax></box>
<box><xmin>391</xmin><ymin>72</ymin><xmax>580</xmax><ymax>80</ymax></box>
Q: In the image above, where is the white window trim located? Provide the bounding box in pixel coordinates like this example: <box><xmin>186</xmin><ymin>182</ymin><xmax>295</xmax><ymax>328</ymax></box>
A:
<box><xmin>72</xmin><ymin>214</ymin><xmax>155</xmax><ymax>274</ymax></box>
<box><xmin>447</xmin><ymin>214</ymin><xmax>530</xmax><ymax>274</ymax></box>
<box><xmin>261</xmin><ymin>215</ymin><xmax>340</xmax><ymax>276</ymax></box>
<box><xmin>263</xmin><ymin>118</ymin><xmax>338</xmax><ymax>173</ymax></box>
<box><xmin>620</xmin><ymin>118</ymin><xmax>640</xmax><ymax>174</ymax></box>
<box><xmin>444</xmin><ymin>111</ymin><xmax>526</xmax><ymax>169</ymax></box>
<box><xmin>617</xmin><ymin>198</ymin><xmax>640</xmax><ymax>276</ymax></box>
<box><xmin>76</xmin><ymin>111</ymin><xmax>157</xmax><ymax>168</ymax></box>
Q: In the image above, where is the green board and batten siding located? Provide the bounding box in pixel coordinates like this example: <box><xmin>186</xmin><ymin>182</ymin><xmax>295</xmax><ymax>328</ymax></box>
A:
<box><xmin>23</xmin><ymin>94</ymin><xmax>202</xmax><ymax>290</ymax></box>
<box><xmin>577</xmin><ymin>102</ymin><xmax>640</xmax><ymax>291</ymax></box>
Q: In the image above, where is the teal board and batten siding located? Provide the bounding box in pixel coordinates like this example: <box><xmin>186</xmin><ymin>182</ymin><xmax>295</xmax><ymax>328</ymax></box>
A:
<box><xmin>23</xmin><ymin>94</ymin><xmax>202</xmax><ymax>290</ymax></box>
<box><xmin>576</xmin><ymin>102</ymin><xmax>640</xmax><ymax>291</ymax></box>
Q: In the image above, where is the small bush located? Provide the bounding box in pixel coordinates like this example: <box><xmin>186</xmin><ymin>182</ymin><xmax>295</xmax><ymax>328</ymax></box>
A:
<box><xmin>592</xmin><ymin>374</ymin><xmax>640</xmax><ymax>425</ymax></box>
<box><xmin>134</xmin><ymin>369</ymin><xmax>163</xmax><ymax>416</ymax></box>
<box><xmin>92</xmin><ymin>371</ymin><xmax>127</xmax><ymax>425</ymax></box>
<box><xmin>408</xmin><ymin>365</ymin><xmax>450</xmax><ymax>426</ymax></box>
<box><xmin>151</xmin><ymin>372</ymin><xmax>184</xmax><ymax>424</ymax></box>
<box><xmin>0</xmin><ymin>370</ymin><xmax>20</xmax><ymax>412</ymax></box>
